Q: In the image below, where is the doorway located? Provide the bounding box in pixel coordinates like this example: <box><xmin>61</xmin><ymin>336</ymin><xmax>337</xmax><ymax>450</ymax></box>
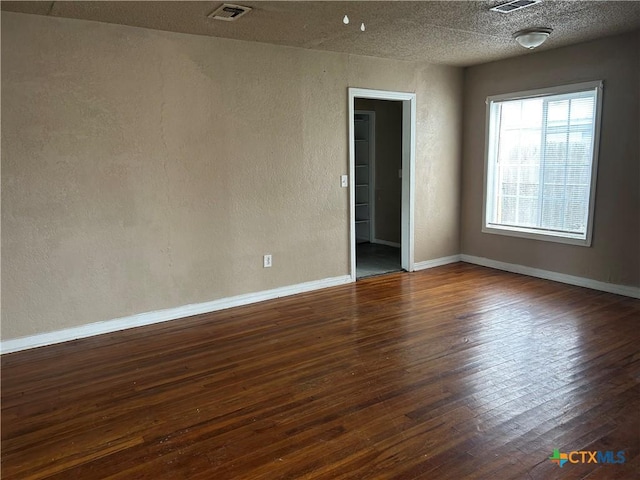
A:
<box><xmin>348</xmin><ymin>88</ymin><xmax>416</xmax><ymax>281</ymax></box>
<box><xmin>354</xmin><ymin>104</ymin><xmax>400</xmax><ymax>278</ymax></box>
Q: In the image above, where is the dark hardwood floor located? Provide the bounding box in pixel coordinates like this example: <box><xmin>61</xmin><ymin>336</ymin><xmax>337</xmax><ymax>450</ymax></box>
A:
<box><xmin>2</xmin><ymin>263</ymin><xmax>639</xmax><ymax>479</ymax></box>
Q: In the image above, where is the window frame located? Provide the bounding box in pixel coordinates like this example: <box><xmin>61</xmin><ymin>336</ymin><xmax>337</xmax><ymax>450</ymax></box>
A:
<box><xmin>482</xmin><ymin>80</ymin><xmax>604</xmax><ymax>247</ymax></box>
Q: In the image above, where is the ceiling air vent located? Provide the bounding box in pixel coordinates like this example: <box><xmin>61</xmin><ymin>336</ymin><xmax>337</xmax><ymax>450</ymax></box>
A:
<box><xmin>490</xmin><ymin>0</ymin><xmax>541</xmax><ymax>14</ymax></box>
<box><xmin>208</xmin><ymin>3</ymin><xmax>252</xmax><ymax>21</ymax></box>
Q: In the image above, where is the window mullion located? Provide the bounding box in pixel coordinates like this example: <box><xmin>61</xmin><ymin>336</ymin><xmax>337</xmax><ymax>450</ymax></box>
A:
<box><xmin>538</xmin><ymin>99</ymin><xmax>549</xmax><ymax>228</ymax></box>
<box><xmin>515</xmin><ymin>103</ymin><xmax>522</xmax><ymax>225</ymax></box>
<box><xmin>561</xmin><ymin>99</ymin><xmax>573</xmax><ymax>232</ymax></box>
<box><xmin>495</xmin><ymin>104</ymin><xmax>503</xmax><ymax>224</ymax></box>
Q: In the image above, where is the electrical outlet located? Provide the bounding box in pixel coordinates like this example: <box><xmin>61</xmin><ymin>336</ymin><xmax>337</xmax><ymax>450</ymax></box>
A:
<box><xmin>263</xmin><ymin>254</ymin><xmax>272</xmax><ymax>268</ymax></box>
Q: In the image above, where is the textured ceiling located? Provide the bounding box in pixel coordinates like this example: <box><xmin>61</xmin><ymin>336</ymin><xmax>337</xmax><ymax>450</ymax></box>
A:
<box><xmin>3</xmin><ymin>1</ymin><xmax>640</xmax><ymax>66</ymax></box>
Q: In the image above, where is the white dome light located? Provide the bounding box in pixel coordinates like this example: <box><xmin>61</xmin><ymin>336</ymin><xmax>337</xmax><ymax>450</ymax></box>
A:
<box><xmin>514</xmin><ymin>28</ymin><xmax>552</xmax><ymax>49</ymax></box>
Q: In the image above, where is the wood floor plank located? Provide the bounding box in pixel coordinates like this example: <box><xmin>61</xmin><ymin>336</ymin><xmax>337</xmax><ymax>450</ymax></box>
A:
<box><xmin>2</xmin><ymin>263</ymin><xmax>639</xmax><ymax>479</ymax></box>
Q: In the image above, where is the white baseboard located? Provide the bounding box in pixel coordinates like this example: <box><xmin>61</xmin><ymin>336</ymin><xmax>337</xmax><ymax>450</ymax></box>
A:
<box><xmin>413</xmin><ymin>254</ymin><xmax>462</xmax><ymax>271</ymax></box>
<box><xmin>1</xmin><ymin>275</ymin><xmax>352</xmax><ymax>354</ymax></box>
<box><xmin>460</xmin><ymin>254</ymin><xmax>640</xmax><ymax>299</ymax></box>
<box><xmin>372</xmin><ymin>239</ymin><xmax>401</xmax><ymax>248</ymax></box>
<box><xmin>6</xmin><ymin>256</ymin><xmax>637</xmax><ymax>354</ymax></box>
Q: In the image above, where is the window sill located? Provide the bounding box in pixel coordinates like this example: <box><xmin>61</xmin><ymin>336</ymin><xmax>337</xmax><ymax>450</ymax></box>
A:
<box><xmin>482</xmin><ymin>224</ymin><xmax>592</xmax><ymax>247</ymax></box>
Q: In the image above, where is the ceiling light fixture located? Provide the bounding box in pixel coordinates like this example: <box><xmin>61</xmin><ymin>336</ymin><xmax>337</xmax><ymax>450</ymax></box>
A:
<box><xmin>514</xmin><ymin>28</ymin><xmax>552</xmax><ymax>49</ymax></box>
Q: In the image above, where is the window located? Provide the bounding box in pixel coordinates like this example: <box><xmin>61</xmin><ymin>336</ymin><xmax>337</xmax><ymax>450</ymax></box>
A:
<box><xmin>483</xmin><ymin>81</ymin><xmax>603</xmax><ymax>246</ymax></box>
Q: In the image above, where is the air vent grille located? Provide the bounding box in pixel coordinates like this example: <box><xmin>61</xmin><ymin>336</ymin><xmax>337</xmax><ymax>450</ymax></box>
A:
<box><xmin>490</xmin><ymin>0</ymin><xmax>541</xmax><ymax>14</ymax></box>
<box><xmin>208</xmin><ymin>3</ymin><xmax>252</xmax><ymax>21</ymax></box>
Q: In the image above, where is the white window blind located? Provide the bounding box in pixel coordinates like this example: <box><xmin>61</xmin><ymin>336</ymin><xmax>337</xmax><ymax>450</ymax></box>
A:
<box><xmin>484</xmin><ymin>81</ymin><xmax>602</xmax><ymax>246</ymax></box>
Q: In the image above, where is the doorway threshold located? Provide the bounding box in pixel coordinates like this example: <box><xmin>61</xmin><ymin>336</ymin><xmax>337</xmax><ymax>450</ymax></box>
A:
<box><xmin>356</xmin><ymin>243</ymin><xmax>402</xmax><ymax>280</ymax></box>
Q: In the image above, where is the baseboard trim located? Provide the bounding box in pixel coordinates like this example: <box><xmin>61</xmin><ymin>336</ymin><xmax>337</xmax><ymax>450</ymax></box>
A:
<box><xmin>413</xmin><ymin>254</ymin><xmax>462</xmax><ymax>271</ymax></box>
<box><xmin>1</xmin><ymin>275</ymin><xmax>353</xmax><ymax>354</ymax></box>
<box><xmin>372</xmin><ymin>239</ymin><xmax>401</xmax><ymax>248</ymax></box>
<box><xmin>6</xmin><ymin>256</ymin><xmax>637</xmax><ymax>354</ymax></box>
<box><xmin>460</xmin><ymin>254</ymin><xmax>640</xmax><ymax>299</ymax></box>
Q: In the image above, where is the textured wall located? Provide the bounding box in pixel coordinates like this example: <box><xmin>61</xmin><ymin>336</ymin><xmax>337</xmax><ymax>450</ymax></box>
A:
<box><xmin>461</xmin><ymin>31</ymin><xmax>640</xmax><ymax>287</ymax></box>
<box><xmin>414</xmin><ymin>64</ymin><xmax>464</xmax><ymax>262</ymax></box>
<box><xmin>1</xmin><ymin>12</ymin><xmax>463</xmax><ymax>340</ymax></box>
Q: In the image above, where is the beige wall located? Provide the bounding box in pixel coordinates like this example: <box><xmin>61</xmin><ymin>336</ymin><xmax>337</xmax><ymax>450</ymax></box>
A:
<box><xmin>1</xmin><ymin>12</ymin><xmax>463</xmax><ymax>340</ymax></box>
<box><xmin>414</xmin><ymin>64</ymin><xmax>463</xmax><ymax>261</ymax></box>
<box><xmin>354</xmin><ymin>98</ymin><xmax>402</xmax><ymax>244</ymax></box>
<box><xmin>461</xmin><ymin>31</ymin><xmax>640</xmax><ymax>287</ymax></box>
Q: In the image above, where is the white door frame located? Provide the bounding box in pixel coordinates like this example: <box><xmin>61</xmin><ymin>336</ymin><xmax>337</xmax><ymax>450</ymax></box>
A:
<box><xmin>348</xmin><ymin>88</ymin><xmax>416</xmax><ymax>281</ymax></box>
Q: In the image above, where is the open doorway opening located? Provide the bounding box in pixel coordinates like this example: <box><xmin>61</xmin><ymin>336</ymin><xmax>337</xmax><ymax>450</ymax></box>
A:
<box><xmin>348</xmin><ymin>88</ymin><xmax>416</xmax><ymax>281</ymax></box>
<box><xmin>354</xmin><ymin>102</ymin><xmax>402</xmax><ymax>278</ymax></box>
